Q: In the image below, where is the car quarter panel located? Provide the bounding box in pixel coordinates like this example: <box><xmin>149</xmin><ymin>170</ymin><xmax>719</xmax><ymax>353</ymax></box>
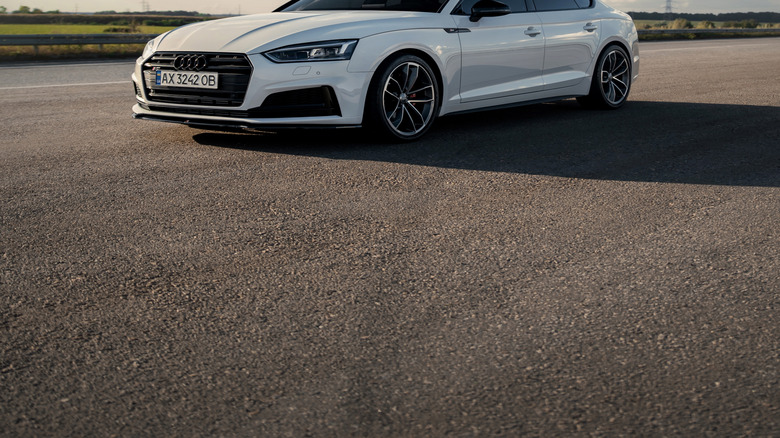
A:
<box><xmin>596</xmin><ymin>14</ymin><xmax>640</xmax><ymax>83</ymax></box>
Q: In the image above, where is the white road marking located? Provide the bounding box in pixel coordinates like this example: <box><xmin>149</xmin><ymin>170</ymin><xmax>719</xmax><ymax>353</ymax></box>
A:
<box><xmin>0</xmin><ymin>81</ymin><xmax>129</xmax><ymax>90</ymax></box>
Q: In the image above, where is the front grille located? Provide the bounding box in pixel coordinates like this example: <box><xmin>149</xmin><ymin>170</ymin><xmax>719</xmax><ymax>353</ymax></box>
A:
<box><xmin>142</xmin><ymin>52</ymin><xmax>252</xmax><ymax>107</ymax></box>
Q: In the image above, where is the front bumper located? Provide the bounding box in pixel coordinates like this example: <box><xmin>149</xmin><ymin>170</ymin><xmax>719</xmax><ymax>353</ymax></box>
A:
<box><xmin>132</xmin><ymin>52</ymin><xmax>371</xmax><ymax>129</ymax></box>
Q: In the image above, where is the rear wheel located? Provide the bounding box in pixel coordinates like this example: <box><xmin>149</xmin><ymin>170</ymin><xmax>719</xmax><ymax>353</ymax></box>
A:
<box><xmin>578</xmin><ymin>45</ymin><xmax>631</xmax><ymax>109</ymax></box>
<box><xmin>364</xmin><ymin>54</ymin><xmax>439</xmax><ymax>141</ymax></box>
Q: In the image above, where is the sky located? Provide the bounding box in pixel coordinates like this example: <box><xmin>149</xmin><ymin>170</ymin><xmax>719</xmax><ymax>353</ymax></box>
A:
<box><xmin>2</xmin><ymin>0</ymin><xmax>779</xmax><ymax>15</ymax></box>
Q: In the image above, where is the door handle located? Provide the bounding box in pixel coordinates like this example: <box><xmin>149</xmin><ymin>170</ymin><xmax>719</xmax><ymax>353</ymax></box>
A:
<box><xmin>524</xmin><ymin>27</ymin><xmax>542</xmax><ymax>37</ymax></box>
<box><xmin>584</xmin><ymin>23</ymin><xmax>598</xmax><ymax>32</ymax></box>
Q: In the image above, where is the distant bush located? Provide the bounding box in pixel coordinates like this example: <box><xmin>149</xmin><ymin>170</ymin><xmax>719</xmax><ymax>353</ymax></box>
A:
<box><xmin>670</xmin><ymin>18</ymin><xmax>694</xmax><ymax>29</ymax></box>
<box><xmin>142</xmin><ymin>19</ymin><xmax>192</xmax><ymax>27</ymax></box>
<box><xmin>104</xmin><ymin>27</ymin><xmax>136</xmax><ymax>33</ymax></box>
<box><xmin>696</xmin><ymin>21</ymin><xmax>716</xmax><ymax>29</ymax></box>
<box><xmin>724</xmin><ymin>19</ymin><xmax>759</xmax><ymax>28</ymax></box>
<box><xmin>104</xmin><ymin>19</ymin><xmax>139</xmax><ymax>33</ymax></box>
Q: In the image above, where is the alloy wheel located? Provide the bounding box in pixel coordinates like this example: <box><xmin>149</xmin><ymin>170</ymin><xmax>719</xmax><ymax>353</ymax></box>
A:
<box><xmin>599</xmin><ymin>49</ymin><xmax>631</xmax><ymax>106</ymax></box>
<box><xmin>381</xmin><ymin>61</ymin><xmax>436</xmax><ymax>137</ymax></box>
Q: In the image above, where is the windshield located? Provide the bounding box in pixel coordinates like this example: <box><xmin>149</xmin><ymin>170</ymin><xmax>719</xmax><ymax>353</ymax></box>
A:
<box><xmin>277</xmin><ymin>0</ymin><xmax>448</xmax><ymax>13</ymax></box>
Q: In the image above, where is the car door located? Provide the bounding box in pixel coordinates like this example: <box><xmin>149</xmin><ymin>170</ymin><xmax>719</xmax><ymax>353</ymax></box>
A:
<box><xmin>452</xmin><ymin>0</ymin><xmax>545</xmax><ymax>103</ymax></box>
<box><xmin>530</xmin><ymin>0</ymin><xmax>601</xmax><ymax>90</ymax></box>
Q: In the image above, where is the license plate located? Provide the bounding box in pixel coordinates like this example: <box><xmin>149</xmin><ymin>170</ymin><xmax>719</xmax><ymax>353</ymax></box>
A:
<box><xmin>154</xmin><ymin>70</ymin><xmax>218</xmax><ymax>89</ymax></box>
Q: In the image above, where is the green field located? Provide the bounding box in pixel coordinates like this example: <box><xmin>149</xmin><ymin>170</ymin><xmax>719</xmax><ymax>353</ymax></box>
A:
<box><xmin>0</xmin><ymin>24</ymin><xmax>176</xmax><ymax>35</ymax></box>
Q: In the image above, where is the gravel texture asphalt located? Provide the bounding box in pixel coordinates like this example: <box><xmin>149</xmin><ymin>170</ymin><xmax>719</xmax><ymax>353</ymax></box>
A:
<box><xmin>1</xmin><ymin>38</ymin><xmax>779</xmax><ymax>436</ymax></box>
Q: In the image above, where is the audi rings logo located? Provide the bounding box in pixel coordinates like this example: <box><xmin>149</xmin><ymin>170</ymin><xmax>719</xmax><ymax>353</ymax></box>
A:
<box><xmin>173</xmin><ymin>54</ymin><xmax>208</xmax><ymax>71</ymax></box>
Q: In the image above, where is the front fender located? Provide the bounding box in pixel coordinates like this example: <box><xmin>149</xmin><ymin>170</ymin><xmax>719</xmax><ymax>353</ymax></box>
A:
<box><xmin>347</xmin><ymin>28</ymin><xmax>462</xmax><ymax>120</ymax></box>
<box><xmin>347</xmin><ymin>28</ymin><xmax>460</xmax><ymax>76</ymax></box>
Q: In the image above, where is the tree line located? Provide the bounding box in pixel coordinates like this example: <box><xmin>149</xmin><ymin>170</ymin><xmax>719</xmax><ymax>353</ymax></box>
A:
<box><xmin>0</xmin><ymin>6</ymin><xmax>206</xmax><ymax>16</ymax></box>
<box><xmin>0</xmin><ymin>5</ymin><xmax>60</xmax><ymax>14</ymax></box>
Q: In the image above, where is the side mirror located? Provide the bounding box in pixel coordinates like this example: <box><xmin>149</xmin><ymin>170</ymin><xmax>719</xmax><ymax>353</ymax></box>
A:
<box><xmin>470</xmin><ymin>0</ymin><xmax>511</xmax><ymax>22</ymax></box>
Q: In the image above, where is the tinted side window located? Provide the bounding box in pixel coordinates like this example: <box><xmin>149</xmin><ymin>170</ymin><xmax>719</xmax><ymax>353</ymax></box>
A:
<box><xmin>574</xmin><ymin>0</ymin><xmax>591</xmax><ymax>7</ymax></box>
<box><xmin>456</xmin><ymin>0</ymin><xmax>527</xmax><ymax>14</ymax></box>
<box><xmin>504</xmin><ymin>0</ymin><xmax>528</xmax><ymax>12</ymax></box>
<box><xmin>533</xmin><ymin>0</ymin><xmax>579</xmax><ymax>11</ymax></box>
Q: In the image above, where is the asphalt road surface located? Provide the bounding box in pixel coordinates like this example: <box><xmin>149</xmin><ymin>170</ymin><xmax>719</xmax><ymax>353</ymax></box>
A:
<box><xmin>1</xmin><ymin>38</ymin><xmax>779</xmax><ymax>436</ymax></box>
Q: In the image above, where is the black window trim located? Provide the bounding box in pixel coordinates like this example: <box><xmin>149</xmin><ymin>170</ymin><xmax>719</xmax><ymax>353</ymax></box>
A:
<box><xmin>274</xmin><ymin>0</ymin><xmax>449</xmax><ymax>13</ymax></box>
<box><xmin>527</xmin><ymin>0</ymin><xmax>595</xmax><ymax>12</ymax></box>
<box><xmin>451</xmin><ymin>0</ymin><xmax>536</xmax><ymax>15</ymax></box>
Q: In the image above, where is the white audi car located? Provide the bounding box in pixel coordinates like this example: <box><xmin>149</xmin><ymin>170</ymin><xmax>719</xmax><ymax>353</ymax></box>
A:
<box><xmin>132</xmin><ymin>0</ymin><xmax>639</xmax><ymax>140</ymax></box>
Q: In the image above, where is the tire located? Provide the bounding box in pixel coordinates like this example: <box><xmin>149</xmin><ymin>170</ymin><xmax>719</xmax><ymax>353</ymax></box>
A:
<box><xmin>364</xmin><ymin>54</ymin><xmax>440</xmax><ymax>141</ymax></box>
<box><xmin>578</xmin><ymin>45</ymin><xmax>632</xmax><ymax>109</ymax></box>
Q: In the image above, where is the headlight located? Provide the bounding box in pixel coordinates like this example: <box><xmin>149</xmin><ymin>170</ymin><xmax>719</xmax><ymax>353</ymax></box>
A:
<box><xmin>264</xmin><ymin>40</ymin><xmax>358</xmax><ymax>63</ymax></box>
<box><xmin>142</xmin><ymin>39</ymin><xmax>156</xmax><ymax>59</ymax></box>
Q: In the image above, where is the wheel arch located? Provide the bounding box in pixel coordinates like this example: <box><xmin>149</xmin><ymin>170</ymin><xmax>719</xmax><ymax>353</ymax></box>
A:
<box><xmin>361</xmin><ymin>49</ymin><xmax>443</xmax><ymax>140</ymax></box>
<box><xmin>365</xmin><ymin>48</ymin><xmax>445</xmax><ymax>116</ymax></box>
<box><xmin>594</xmin><ymin>39</ymin><xmax>632</xmax><ymax>74</ymax></box>
<box><xmin>578</xmin><ymin>39</ymin><xmax>633</xmax><ymax>109</ymax></box>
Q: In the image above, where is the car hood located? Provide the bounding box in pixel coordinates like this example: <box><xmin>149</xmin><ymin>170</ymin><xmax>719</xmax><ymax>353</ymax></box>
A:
<box><xmin>155</xmin><ymin>11</ymin><xmax>450</xmax><ymax>54</ymax></box>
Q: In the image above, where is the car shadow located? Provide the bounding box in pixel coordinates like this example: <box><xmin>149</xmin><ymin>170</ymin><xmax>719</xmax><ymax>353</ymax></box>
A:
<box><xmin>192</xmin><ymin>100</ymin><xmax>780</xmax><ymax>188</ymax></box>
